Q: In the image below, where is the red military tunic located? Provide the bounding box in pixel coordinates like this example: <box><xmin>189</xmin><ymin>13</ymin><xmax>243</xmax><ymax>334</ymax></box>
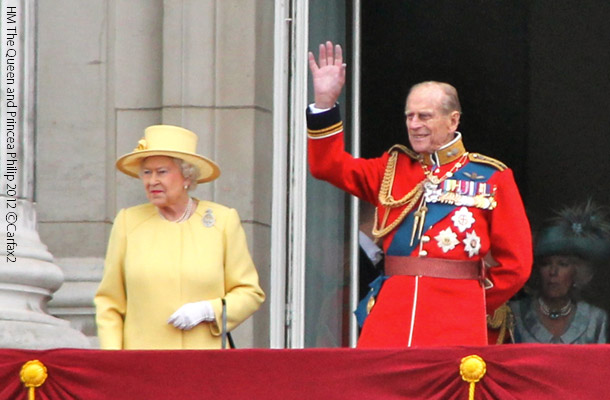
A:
<box><xmin>307</xmin><ymin>106</ymin><xmax>532</xmax><ymax>348</ymax></box>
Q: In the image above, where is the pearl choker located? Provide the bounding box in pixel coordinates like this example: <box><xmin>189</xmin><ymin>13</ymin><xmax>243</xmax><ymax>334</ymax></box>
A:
<box><xmin>538</xmin><ymin>297</ymin><xmax>573</xmax><ymax>320</ymax></box>
<box><xmin>160</xmin><ymin>197</ymin><xmax>194</xmax><ymax>223</ymax></box>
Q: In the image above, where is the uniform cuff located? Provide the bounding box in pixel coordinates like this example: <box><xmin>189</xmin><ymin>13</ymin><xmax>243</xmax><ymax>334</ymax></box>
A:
<box><xmin>306</xmin><ymin>104</ymin><xmax>343</xmax><ymax>139</ymax></box>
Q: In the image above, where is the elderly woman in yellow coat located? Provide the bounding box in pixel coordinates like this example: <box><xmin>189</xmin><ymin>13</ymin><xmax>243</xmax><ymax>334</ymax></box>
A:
<box><xmin>94</xmin><ymin>125</ymin><xmax>265</xmax><ymax>349</ymax></box>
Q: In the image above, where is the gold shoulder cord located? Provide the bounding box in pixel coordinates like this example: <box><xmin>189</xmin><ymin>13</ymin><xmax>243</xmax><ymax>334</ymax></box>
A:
<box><xmin>372</xmin><ymin>149</ymin><xmax>425</xmax><ymax>241</ymax></box>
<box><xmin>468</xmin><ymin>153</ymin><xmax>507</xmax><ymax>171</ymax></box>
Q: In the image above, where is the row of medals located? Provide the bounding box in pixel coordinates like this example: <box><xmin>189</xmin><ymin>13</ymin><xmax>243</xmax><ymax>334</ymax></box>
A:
<box><xmin>410</xmin><ymin>169</ymin><xmax>497</xmax><ymax>246</ymax></box>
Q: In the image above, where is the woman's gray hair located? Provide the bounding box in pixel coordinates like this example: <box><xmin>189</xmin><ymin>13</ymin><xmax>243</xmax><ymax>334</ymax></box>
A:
<box><xmin>172</xmin><ymin>158</ymin><xmax>200</xmax><ymax>192</ymax></box>
<box><xmin>138</xmin><ymin>156</ymin><xmax>200</xmax><ymax>191</ymax></box>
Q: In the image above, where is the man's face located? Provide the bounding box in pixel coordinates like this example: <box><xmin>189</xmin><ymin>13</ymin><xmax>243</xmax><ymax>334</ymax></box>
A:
<box><xmin>405</xmin><ymin>86</ymin><xmax>460</xmax><ymax>154</ymax></box>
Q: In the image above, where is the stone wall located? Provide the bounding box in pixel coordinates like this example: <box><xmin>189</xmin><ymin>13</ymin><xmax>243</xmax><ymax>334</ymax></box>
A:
<box><xmin>36</xmin><ymin>0</ymin><xmax>273</xmax><ymax>348</ymax></box>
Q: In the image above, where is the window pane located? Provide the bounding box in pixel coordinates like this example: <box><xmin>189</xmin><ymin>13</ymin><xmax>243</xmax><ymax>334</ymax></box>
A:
<box><xmin>304</xmin><ymin>0</ymin><xmax>351</xmax><ymax>348</ymax></box>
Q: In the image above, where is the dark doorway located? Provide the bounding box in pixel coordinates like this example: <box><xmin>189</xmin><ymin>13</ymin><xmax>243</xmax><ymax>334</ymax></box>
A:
<box><xmin>359</xmin><ymin>1</ymin><xmax>610</xmax><ymax>321</ymax></box>
<box><xmin>360</xmin><ymin>1</ymin><xmax>529</xmax><ymax>192</ymax></box>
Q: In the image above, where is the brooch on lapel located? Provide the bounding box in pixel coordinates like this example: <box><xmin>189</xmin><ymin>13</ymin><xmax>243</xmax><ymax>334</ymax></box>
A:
<box><xmin>202</xmin><ymin>209</ymin><xmax>215</xmax><ymax>227</ymax></box>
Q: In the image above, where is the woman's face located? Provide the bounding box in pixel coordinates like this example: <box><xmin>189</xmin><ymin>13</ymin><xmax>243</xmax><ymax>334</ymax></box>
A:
<box><xmin>140</xmin><ymin>156</ymin><xmax>189</xmax><ymax>209</ymax></box>
<box><xmin>538</xmin><ymin>255</ymin><xmax>581</xmax><ymax>300</ymax></box>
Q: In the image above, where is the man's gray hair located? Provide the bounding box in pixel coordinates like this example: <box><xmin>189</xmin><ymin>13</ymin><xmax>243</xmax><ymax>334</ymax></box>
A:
<box><xmin>408</xmin><ymin>81</ymin><xmax>462</xmax><ymax>114</ymax></box>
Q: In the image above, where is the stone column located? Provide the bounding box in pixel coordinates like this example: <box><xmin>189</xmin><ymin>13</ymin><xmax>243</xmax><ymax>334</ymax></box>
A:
<box><xmin>159</xmin><ymin>0</ymin><xmax>272</xmax><ymax>347</ymax></box>
<box><xmin>0</xmin><ymin>0</ymin><xmax>89</xmax><ymax>348</ymax></box>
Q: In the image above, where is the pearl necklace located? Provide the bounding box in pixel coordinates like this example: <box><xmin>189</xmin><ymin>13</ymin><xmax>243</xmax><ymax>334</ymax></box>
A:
<box><xmin>538</xmin><ymin>297</ymin><xmax>573</xmax><ymax>320</ymax></box>
<box><xmin>160</xmin><ymin>197</ymin><xmax>194</xmax><ymax>223</ymax></box>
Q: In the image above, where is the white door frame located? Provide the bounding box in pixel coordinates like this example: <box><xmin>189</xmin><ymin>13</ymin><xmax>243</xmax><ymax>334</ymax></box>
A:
<box><xmin>271</xmin><ymin>0</ymin><xmax>311</xmax><ymax>348</ymax></box>
<box><xmin>271</xmin><ymin>0</ymin><xmax>361</xmax><ymax>349</ymax></box>
<box><xmin>348</xmin><ymin>0</ymin><xmax>362</xmax><ymax>348</ymax></box>
<box><xmin>269</xmin><ymin>0</ymin><xmax>292</xmax><ymax>349</ymax></box>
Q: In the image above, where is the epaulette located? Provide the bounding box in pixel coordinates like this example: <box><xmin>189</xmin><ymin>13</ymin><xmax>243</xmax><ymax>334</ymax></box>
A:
<box><xmin>468</xmin><ymin>153</ymin><xmax>507</xmax><ymax>171</ymax></box>
<box><xmin>387</xmin><ymin>144</ymin><xmax>419</xmax><ymax>160</ymax></box>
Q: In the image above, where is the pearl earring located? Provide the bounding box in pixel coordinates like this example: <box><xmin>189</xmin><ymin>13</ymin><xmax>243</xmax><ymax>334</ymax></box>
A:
<box><xmin>184</xmin><ymin>185</ymin><xmax>188</xmax><ymax>190</ymax></box>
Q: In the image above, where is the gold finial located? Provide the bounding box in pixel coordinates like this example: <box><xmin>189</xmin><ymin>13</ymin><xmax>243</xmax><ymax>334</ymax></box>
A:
<box><xmin>20</xmin><ymin>360</ymin><xmax>48</xmax><ymax>400</ymax></box>
<box><xmin>460</xmin><ymin>355</ymin><xmax>486</xmax><ymax>400</ymax></box>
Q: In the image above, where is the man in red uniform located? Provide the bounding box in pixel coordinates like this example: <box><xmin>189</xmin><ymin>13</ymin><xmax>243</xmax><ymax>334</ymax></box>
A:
<box><xmin>307</xmin><ymin>41</ymin><xmax>532</xmax><ymax>347</ymax></box>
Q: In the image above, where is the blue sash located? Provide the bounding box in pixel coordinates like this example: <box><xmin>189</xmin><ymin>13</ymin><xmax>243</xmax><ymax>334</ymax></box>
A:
<box><xmin>386</xmin><ymin>162</ymin><xmax>496</xmax><ymax>256</ymax></box>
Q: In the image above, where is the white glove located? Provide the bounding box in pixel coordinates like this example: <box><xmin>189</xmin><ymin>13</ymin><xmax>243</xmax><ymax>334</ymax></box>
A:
<box><xmin>168</xmin><ymin>300</ymin><xmax>215</xmax><ymax>330</ymax></box>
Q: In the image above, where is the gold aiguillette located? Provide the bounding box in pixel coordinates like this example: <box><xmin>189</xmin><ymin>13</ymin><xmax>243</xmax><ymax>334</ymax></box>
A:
<box><xmin>410</xmin><ymin>202</ymin><xmax>428</xmax><ymax>246</ymax></box>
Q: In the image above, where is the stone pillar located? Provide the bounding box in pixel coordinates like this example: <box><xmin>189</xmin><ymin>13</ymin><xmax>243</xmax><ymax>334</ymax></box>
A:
<box><xmin>0</xmin><ymin>0</ymin><xmax>89</xmax><ymax>348</ymax></box>
<box><xmin>47</xmin><ymin>258</ymin><xmax>104</xmax><ymax>347</ymax></box>
<box><xmin>157</xmin><ymin>0</ymin><xmax>272</xmax><ymax>347</ymax></box>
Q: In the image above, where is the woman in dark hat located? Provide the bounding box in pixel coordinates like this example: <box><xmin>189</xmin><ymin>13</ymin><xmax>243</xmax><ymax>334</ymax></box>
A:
<box><xmin>510</xmin><ymin>201</ymin><xmax>609</xmax><ymax>344</ymax></box>
<box><xmin>94</xmin><ymin>125</ymin><xmax>265</xmax><ymax>349</ymax></box>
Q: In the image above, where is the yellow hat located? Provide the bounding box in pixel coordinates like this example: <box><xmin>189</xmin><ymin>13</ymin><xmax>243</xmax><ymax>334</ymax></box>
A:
<box><xmin>116</xmin><ymin>125</ymin><xmax>220</xmax><ymax>183</ymax></box>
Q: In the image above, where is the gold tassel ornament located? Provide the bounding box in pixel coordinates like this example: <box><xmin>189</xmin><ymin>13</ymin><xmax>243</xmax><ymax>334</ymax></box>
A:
<box><xmin>20</xmin><ymin>360</ymin><xmax>48</xmax><ymax>400</ymax></box>
<box><xmin>459</xmin><ymin>355</ymin><xmax>486</xmax><ymax>400</ymax></box>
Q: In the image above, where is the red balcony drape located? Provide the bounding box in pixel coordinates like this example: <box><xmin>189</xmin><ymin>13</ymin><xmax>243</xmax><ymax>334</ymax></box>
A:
<box><xmin>1</xmin><ymin>345</ymin><xmax>607</xmax><ymax>399</ymax></box>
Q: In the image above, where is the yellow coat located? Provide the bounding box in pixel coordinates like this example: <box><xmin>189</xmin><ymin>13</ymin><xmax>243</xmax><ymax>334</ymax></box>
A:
<box><xmin>94</xmin><ymin>200</ymin><xmax>265</xmax><ymax>349</ymax></box>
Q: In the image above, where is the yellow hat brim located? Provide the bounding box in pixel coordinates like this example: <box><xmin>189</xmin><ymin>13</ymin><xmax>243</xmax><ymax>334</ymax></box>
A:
<box><xmin>116</xmin><ymin>150</ymin><xmax>221</xmax><ymax>183</ymax></box>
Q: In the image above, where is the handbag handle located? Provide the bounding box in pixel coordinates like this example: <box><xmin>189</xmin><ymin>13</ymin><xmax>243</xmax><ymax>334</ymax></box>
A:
<box><xmin>221</xmin><ymin>298</ymin><xmax>228</xmax><ymax>349</ymax></box>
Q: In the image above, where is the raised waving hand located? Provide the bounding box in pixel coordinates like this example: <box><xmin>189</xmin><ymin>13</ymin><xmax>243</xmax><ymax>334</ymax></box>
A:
<box><xmin>308</xmin><ymin>41</ymin><xmax>346</xmax><ymax>109</ymax></box>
